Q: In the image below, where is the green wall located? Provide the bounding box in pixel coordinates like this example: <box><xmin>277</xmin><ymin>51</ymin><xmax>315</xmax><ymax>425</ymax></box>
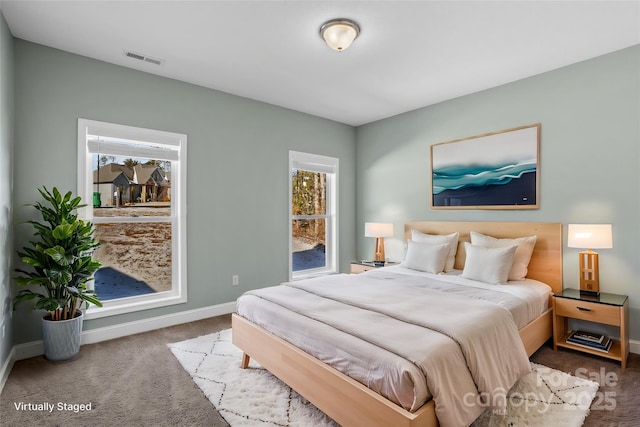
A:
<box><xmin>0</xmin><ymin>9</ymin><xmax>14</xmax><ymax>370</ymax></box>
<box><xmin>356</xmin><ymin>45</ymin><xmax>640</xmax><ymax>340</ymax></box>
<box><xmin>11</xmin><ymin>40</ymin><xmax>356</xmax><ymax>343</ymax></box>
<box><xmin>6</xmin><ymin>34</ymin><xmax>640</xmax><ymax>348</ymax></box>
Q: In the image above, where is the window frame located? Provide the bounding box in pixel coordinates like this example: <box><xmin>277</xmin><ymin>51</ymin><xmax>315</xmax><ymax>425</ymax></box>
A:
<box><xmin>289</xmin><ymin>150</ymin><xmax>338</xmax><ymax>280</ymax></box>
<box><xmin>77</xmin><ymin>118</ymin><xmax>187</xmax><ymax>319</ymax></box>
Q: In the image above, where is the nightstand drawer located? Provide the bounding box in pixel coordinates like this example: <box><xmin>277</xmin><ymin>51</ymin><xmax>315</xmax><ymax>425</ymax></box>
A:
<box><xmin>554</xmin><ymin>298</ymin><xmax>621</xmax><ymax>326</ymax></box>
<box><xmin>350</xmin><ymin>263</ymin><xmax>376</xmax><ymax>274</ymax></box>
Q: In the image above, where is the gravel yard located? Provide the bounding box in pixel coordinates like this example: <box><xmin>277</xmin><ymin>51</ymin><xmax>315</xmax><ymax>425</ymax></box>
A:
<box><xmin>93</xmin><ymin>206</ymin><xmax>172</xmax><ymax>293</ymax></box>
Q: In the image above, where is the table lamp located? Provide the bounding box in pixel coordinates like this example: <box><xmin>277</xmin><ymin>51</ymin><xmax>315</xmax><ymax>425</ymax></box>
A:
<box><xmin>567</xmin><ymin>224</ymin><xmax>613</xmax><ymax>295</ymax></box>
<box><xmin>365</xmin><ymin>223</ymin><xmax>393</xmax><ymax>264</ymax></box>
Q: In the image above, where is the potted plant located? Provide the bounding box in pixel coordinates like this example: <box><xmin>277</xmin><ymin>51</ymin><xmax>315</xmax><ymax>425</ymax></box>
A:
<box><xmin>14</xmin><ymin>186</ymin><xmax>102</xmax><ymax>361</ymax></box>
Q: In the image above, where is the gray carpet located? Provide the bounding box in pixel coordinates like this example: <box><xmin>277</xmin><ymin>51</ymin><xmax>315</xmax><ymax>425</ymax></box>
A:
<box><xmin>1</xmin><ymin>314</ymin><xmax>638</xmax><ymax>426</ymax></box>
<box><xmin>1</xmin><ymin>315</ymin><xmax>232</xmax><ymax>427</ymax></box>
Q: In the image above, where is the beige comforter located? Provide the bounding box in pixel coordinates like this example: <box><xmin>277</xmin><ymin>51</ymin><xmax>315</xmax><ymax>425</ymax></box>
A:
<box><xmin>236</xmin><ymin>271</ymin><xmax>531</xmax><ymax>427</ymax></box>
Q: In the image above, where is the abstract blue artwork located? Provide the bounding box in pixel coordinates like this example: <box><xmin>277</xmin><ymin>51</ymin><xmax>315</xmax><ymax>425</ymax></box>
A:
<box><xmin>431</xmin><ymin>124</ymin><xmax>540</xmax><ymax>209</ymax></box>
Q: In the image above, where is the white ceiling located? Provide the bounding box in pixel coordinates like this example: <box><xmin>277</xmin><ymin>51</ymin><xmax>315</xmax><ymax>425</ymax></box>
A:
<box><xmin>2</xmin><ymin>1</ymin><xmax>639</xmax><ymax>126</ymax></box>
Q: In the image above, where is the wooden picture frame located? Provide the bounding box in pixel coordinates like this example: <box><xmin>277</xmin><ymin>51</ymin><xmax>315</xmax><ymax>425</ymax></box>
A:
<box><xmin>430</xmin><ymin>123</ymin><xmax>540</xmax><ymax>209</ymax></box>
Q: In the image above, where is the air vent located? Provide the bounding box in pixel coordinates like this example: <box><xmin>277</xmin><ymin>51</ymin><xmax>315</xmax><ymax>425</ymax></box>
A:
<box><xmin>143</xmin><ymin>56</ymin><xmax>163</xmax><ymax>66</ymax></box>
<box><xmin>125</xmin><ymin>51</ymin><xmax>145</xmax><ymax>61</ymax></box>
<box><xmin>124</xmin><ymin>50</ymin><xmax>165</xmax><ymax>66</ymax></box>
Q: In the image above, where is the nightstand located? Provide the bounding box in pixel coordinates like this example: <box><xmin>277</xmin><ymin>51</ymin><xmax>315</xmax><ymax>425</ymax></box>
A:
<box><xmin>350</xmin><ymin>261</ymin><xmax>398</xmax><ymax>274</ymax></box>
<box><xmin>553</xmin><ymin>289</ymin><xmax>629</xmax><ymax>369</ymax></box>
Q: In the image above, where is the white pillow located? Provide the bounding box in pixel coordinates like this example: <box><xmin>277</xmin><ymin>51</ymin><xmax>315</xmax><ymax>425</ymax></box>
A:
<box><xmin>411</xmin><ymin>230</ymin><xmax>459</xmax><ymax>272</ymax></box>
<box><xmin>470</xmin><ymin>231</ymin><xmax>537</xmax><ymax>281</ymax></box>
<box><xmin>402</xmin><ymin>241</ymin><xmax>450</xmax><ymax>274</ymax></box>
<box><xmin>461</xmin><ymin>242</ymin><xmax>518</xmax><ymax>285</ymax></box>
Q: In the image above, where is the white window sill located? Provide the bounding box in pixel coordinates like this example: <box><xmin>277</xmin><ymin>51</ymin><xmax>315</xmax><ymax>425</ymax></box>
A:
<box><xmin>84</xmin><ymin>292</ymin><xmax>187</xmax><ymax>320</ymax></box>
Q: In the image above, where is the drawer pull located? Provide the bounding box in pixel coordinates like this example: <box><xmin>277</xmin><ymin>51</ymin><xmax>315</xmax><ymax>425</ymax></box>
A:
<box><xmin>577</xmin><ymin>306</ymin><xmax>592</xmax><ymax>312</ymax></box>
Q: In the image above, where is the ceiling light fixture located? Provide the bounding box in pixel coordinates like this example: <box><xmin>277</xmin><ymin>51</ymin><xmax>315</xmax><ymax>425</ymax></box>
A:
<box><xmin>320</xmin><ymin>19</ymin><xmax>360</xmax><ymax>52</ymax></box>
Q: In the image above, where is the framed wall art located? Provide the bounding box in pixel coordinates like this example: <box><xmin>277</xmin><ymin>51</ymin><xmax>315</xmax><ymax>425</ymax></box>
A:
<box><xmin>430</xmin><ymin>123</ymin><xmax>540</xmax><ymax>210</ymax></box>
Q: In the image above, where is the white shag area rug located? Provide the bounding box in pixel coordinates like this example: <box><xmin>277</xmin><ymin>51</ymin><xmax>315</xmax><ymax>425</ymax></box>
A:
<box><xmin>169</xmin><ymin>329</ymin><xmax>599</xmax><ymax>427</ymax></box>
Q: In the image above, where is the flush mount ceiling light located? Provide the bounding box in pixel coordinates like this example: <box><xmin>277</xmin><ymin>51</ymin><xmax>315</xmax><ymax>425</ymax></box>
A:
<box><xmin>320</xmin><ymin>19</ymin><xmax>360</xmax><ymax>52</ymax></box>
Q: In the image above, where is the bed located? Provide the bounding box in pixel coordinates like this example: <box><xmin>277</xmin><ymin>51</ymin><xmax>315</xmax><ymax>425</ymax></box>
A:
<box><xmin>232</xmin><ymin>221</ymin><xmax>562</xmax><ymax>427</ymax></box>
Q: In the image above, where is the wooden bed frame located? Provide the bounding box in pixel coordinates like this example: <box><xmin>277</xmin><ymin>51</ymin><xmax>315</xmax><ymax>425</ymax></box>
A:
<box><xmin>232</xmin><ymin>221</ymin><xmax>562</xmax><ymax>427</ymax></box>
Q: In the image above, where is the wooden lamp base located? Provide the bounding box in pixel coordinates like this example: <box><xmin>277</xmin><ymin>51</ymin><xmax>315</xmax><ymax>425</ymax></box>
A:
<box><xmin>579</xmin><ymin>249</ymin><xmax>600</xmax><ymax>295</ymax></box>
<box><xmin>373</xmin><ymin>237</ymin><xmax>386</xmax><ymax>264</ymax></box>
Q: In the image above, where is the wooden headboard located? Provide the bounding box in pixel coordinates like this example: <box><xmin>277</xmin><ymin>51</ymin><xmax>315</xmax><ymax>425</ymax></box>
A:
<box><xmin>404</xmin><ymin>221</ymin><xmax>563</xmax><ymax>294</ymax></box>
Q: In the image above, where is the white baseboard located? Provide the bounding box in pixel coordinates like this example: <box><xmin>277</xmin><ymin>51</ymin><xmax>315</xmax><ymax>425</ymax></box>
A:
<box><xmin>0</xmin><ymin>346</ymin><xmax>16</xmax><ymax>394</ymax></box>
<box><xmin>11</xmin><ymin>301</ymin><xmax>236</xmax><ymax>362</ymax></box>
<box><xmin>630</xmin><ymin>338</ymin><xmax>640</xmax><ymax>356</ymax></box>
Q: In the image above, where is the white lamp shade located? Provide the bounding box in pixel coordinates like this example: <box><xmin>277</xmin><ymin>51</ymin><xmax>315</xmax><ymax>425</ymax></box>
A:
<box><xmin>320</xmin><ymin>19</ymin><xmax>359</xmax><ymax>51</ymax></box>
<box><xmin>567</xmin><ymin>224</ymin><xmax>613</xmax><ymax>249</ymax></box>
<box><xmin>365</xmin><ymin>223</ymin><xmax>394</xmax><ymax>238</ymax></box>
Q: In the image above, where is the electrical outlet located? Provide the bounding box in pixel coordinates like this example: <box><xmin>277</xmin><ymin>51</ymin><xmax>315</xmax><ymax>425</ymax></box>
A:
<box><xmin>232</xmin><ymin>275</ymin><xmax>239</xmax><ymax>286</ymax></box>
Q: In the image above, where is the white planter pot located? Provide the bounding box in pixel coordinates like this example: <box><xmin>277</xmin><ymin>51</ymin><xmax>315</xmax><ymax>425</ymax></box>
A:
<box><xmin>41</xmin><ymin>311</ymin><xmax>84</xmax><ymax>361</ymax></box>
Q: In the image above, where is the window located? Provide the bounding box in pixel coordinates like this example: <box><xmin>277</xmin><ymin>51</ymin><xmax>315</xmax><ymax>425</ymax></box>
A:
<box><xmin>77</xmin><ymin>119</ymin><xmax>187</xmax><ymax>319</ymax></box>
<box><xmin>289</xmin><ymin>151</ymin><xmax>338</xmax><ymax>279</ymax></box>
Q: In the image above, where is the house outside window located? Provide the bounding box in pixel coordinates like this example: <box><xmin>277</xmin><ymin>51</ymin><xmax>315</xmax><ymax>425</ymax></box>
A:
<box><xmin>77</xmin><ymin>119</ymin><xmax>187</xmax><ymax>319</ymax></box>
<box><xmin>289</xmin><ymin>151</ymin><xmax>338</xmax><ymax>280</ymax></box>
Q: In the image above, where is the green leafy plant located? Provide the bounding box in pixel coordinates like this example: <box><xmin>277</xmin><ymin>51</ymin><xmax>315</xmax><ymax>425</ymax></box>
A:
<box><xmin>14</xmin><ymin>186</ymin><xmax>102</xmax><ymax>320</ymax></box>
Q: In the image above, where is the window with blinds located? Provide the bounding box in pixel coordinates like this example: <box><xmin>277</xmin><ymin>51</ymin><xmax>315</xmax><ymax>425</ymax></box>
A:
<box><xmin>77</xmin><ymin>119</ymin><xmax>187</xmax><ymax>318</ymax></box>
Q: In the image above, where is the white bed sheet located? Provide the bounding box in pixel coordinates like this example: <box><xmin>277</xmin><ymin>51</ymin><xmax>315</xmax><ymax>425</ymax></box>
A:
<box><xmin>380</xmin><ymin>265</ymin><xmax>552</xmax><ymax>328</ymax></box>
